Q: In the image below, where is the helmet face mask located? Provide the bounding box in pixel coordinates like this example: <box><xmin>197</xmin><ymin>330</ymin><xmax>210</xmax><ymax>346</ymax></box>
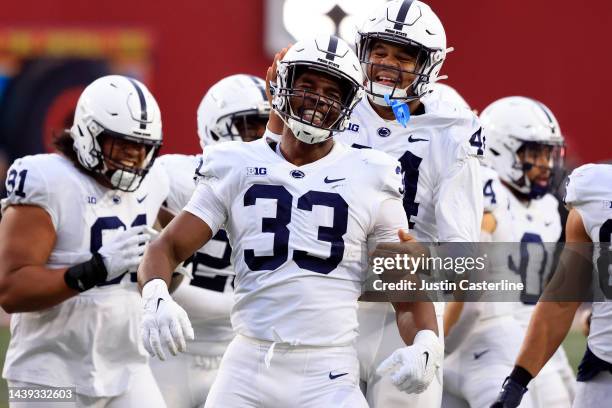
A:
<box><xmin>210</xmin><ymin>108</ymin><xmax>270</xmax><ymax>143</ymax></box>
<box><xmin>359</xmin><ymin>36</ymin><xmax>432</xmax><ymax>105</ymax></box>
<box><xmin>281</xmin><ymin>65</ymin><xmax>355</xmax><ymax>134</ymax></box>
<box><xmin>97</xmin><ymin>129</ymin><xmax>162</xmax><ymax>192</ymax></box>
<box><xmin>273</xmin><ymin>36</ymin><xmax>364</xmax><ymax>145</ymax></box>
<box><xmin>70</xmin><ymin>75</ymin><xmax>163</xmax><ymax>192</ymax></box>
<box><xmin>198</xmin><ymin>74</ymin><xmax>271</xmax><ymax>149</ymax></box>
<box><xmin>510</xmin><ymin>141</ymin><xmax>566</xmax><ymax>199</ymax></box>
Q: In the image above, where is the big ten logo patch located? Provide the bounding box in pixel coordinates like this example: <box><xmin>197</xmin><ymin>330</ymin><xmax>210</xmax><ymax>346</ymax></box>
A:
<box><xmin>247</xmin><ymin>167</ymin><xmax>267</xmax><ymax>176</ymax></box>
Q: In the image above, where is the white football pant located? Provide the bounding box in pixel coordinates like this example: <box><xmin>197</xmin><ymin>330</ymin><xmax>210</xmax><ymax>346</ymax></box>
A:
<box><xmin>204</xmin><ymin>334</ymin><xmax>367</xmax><ymax>408</ymax></box>
<box><xmin>8</xmin><ymin>367</ymin><xmax>165</xmax><ymax>408</ymax></box>
<box><xmin>150</xmin><ymin>352</ymin><xmax>222</xmax><ymax>407</ymax></box>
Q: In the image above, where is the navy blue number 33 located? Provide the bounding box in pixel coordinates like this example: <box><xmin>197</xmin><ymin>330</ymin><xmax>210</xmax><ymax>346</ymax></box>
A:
<box><xmin>243</xmin><ymin>184</ymin><xmax>348</xmax><ymax>275</ymax></box>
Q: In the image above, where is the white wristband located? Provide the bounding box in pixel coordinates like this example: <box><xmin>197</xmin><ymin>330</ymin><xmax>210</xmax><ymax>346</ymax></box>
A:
<box><xmin>414</xmin><ymin>329</ymin><xmax>439</xmax><ymax>346</ymax></box>
<box><xmin>142</xmin><ymin>278</ymin><xmax>170</xmax><ymax>301</ymax></box>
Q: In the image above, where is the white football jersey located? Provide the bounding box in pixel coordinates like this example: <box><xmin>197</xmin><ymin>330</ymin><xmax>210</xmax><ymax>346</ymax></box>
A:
<box><xmin>184</xmin><ymin>138</ymin><xmax>406</xmax><ymax>346</ymax></box>
<box><xmin>334</xmin><ymin>93</ymin><xmax>484</xmax><ymax>243</ymax></box>
<box><xmin>481</xmin><ymin>165</ymin><xmax>515</xmax><ymax>240</ymax></box>
<box><xmin>565</xmin><ymin>163</ymin><xmax>612</xmax><ymax>363</ymax></box>
<box><xmin>502</xmin><ymin>183</ymin><xmax>562</xmax><ymax>324</ymax></box>
<box><xmin>0</xmin><ymin>154</ymin><xmax>169</xmax><ymax>396</ymax></box>
<box><xmin>157</xmin><ymin>154</ymin><xmax>234</xmax><ymax>356</ymax></box>
<box><xmin>476</xmin><ymin>166</ymin><xmax>518</xmax><ymax>319</ymax></box>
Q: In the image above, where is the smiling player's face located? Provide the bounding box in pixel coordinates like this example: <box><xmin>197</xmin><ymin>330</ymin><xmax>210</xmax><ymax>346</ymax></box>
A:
<box><xmin>100</xmin><ymin>136</ymin><xmax>147</xmax><ymax>172</ymax></box>
<box><xmin>366</xmin><ymin>40</ymin><xmax>420</xmax><ymax>90</ymax></box>
<box><xmin>289</xmin><ymin>69</ymin><xmax>345</xmax><ymax>129</ymax></box>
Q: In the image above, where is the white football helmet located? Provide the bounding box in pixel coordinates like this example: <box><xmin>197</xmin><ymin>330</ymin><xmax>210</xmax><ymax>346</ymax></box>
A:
<box><xmin>480</xmin><ymin>96</ymin><xmax>565</xmax><ymax>199</ymax></box>
<box><xmin>273</xmin><ymin>35</ymin><xmax>364</xmax><ymax>144</ymax></box>
<box><xmin>357</xmin><ymin>0</ymin><xmax>449</xmax><ymax>106</ymax></box>
<box><xmin>197</xmin><ymin>74</ymin><xmax>271</xmax><ymax>149</ymax></box>
<box><xmin>70</xmin><ymin>75</ymin><xmax>162</xmax><ymax>192</ymax></box>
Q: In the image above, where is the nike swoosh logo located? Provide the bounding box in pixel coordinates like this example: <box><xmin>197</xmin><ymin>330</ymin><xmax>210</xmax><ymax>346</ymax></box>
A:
<box><xmin>329</xmin><ymin>372</ymin><xmax>349</xmax><ymax>380</ymax></box>
<box><xmin>424</xmin><ymin>351</ymin><xmax>429</xmax><ymax>366</ymax></box>
<box><xmin>137</xmin><ymin>194</ymin><xmax>148</xmax><ymax>203</ymax></box>
<box><xmin>408</xmin><ymin>135</ymin><xmax>428</xmax><ymax>143</ymax></box>
<box><xmin>473</xmin><ymin>350</ymin><xmax>490</xmax><ymax>359</ymax></box>
<box><xmin>324</xmin><ymin>176</ymin><xmax>346</xmax><ymax>184</ymax></box>
<box><xmin>156</xmin><ymin>298</ymin><xmax>164</xmax><ymax>311</ymax></box>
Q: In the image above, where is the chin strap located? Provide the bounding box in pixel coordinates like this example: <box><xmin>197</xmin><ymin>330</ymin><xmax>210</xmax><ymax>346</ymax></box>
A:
<box><xmin>384</xmin><ymin>94</ymin><xmax>411</xmax><ymax>127</ymax></box>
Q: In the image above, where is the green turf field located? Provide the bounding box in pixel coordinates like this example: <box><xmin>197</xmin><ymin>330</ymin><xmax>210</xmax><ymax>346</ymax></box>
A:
<box><xmin>0</xmin><ymin>328</ymin><xmax>588</xmax><ymax>407</ymax></box>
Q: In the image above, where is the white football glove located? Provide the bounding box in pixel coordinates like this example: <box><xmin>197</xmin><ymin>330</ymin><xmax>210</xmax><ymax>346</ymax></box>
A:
<box><xmin>141</xmin><ymin>278</ymin><xmax>194</xmax><ymax>360</ymax></box>
<box><xmin>376</xmin><ymin>330</ymin><xmax>443</xmax><ymax>394</ymax></box>
<box><xmin>98</xmin><ymin>225</ymin><xmax>158</xmax><ymax>280</ymax></box>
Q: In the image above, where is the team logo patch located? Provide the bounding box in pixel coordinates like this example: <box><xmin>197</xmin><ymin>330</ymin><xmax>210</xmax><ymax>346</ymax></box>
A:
<box><xmin>247</xmin><ymin>167</ymin><xmax>267</xmax><ymax>176</ymax></box>
<box><xmin>290</xmin><ymin>170</ymin><xmax>305</xmax><ymax>179</ymax></box>
<box><xmin>377</xmin><ymin>127</ymin><xmax>391</xmax><ymax>137</ymax></box>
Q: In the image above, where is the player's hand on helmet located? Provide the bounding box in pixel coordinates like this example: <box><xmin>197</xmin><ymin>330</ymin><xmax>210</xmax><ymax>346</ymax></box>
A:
<box><xmin>141</xmin><ymin>278</ymin><xmax>194</xmax><ymax>360</ymax></box>
<box><xmin>266</xmin><ymin>45</ymin><xmax>291</xmax><ymax>135</ymax></box>
<box><xmin>265</xmin><ymin>44</ymin><xmax>291</xmax><ymax>104</ymax></box>
<box><xmin>98</xmin><ymin>225</ymin><xmax>158</xmax><ymax>280</ymax></box>
<box><xmin>376</xmin><ymin>330</ymin><xmax>442</xmax><ymax>394</ymax></box>
<box><xmin>490</xmin><ymin>377</ymin><xmax>528</xmax><ymax>408</ymax></box>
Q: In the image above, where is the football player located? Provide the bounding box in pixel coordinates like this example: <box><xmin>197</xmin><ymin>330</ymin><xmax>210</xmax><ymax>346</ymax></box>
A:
<box><xmin>0</xmin><ymin>75</ymin><xmax>168</xmax><ymax>406</ymax></box>
<box><xmin>266</xmin><ymin>1</ymin><xmax>483</xmax><ymax>406</ymax></box>
<box><xmin>138</xmin><ymin>35</ymin><xmax>442</xmax><ymax>408</ymax></box>
<box><xmin>479</xmin><ymin>97</ymin><xmax>575</xmax><ymax>407</ymax></box>
<box><xmin>492</xmin><ymin>163</ymin><xmax>612</xmax><ymax>408</ymax></box>
<box><xmin>150</xmin><ymin>74</ymin><xmax>270</xmax><ymax>407</ymax></box>
<box><xmin>442</xmin><ymin>97</ymin><xmax>564</xmax><ymax>408</ymax></box>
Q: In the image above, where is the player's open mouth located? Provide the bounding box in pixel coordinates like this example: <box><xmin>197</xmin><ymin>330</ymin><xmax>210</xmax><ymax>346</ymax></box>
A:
<box><xmin>374</xmin><ymin>73</ymin><xmax>400</xmax><ymax>87</ymax></box>
<box><xmin>302</xmin><ymin>109</ymin><xmax>325</xmax><ymax>125</ymax></box>
<box><xmin>119</xmin><ymin>159</ymin><xmax>139</xmax><ymax>168</ymax></box>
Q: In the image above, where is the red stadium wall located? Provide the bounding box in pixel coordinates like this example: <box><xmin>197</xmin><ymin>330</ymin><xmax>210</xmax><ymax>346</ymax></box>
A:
<box><xmin>429</xmin><ymin>0</ymin><xmax>612</xmax><ymax>165</ymax></box>
<box><xmin>1</xmin><ymin>0</ymin><xmax>610</xmax><ymax>164</ymax></box>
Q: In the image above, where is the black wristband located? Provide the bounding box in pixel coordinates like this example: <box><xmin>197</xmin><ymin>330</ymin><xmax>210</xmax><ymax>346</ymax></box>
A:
<box><xmin>509</xmin><ymin>365</ymin><xmax>533</xmax><ymax>388</ymax></box>
<box><xmin>64</xmin><ymin>253</ymin><xmax>108</xmax><ymax>292</ymax></box>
